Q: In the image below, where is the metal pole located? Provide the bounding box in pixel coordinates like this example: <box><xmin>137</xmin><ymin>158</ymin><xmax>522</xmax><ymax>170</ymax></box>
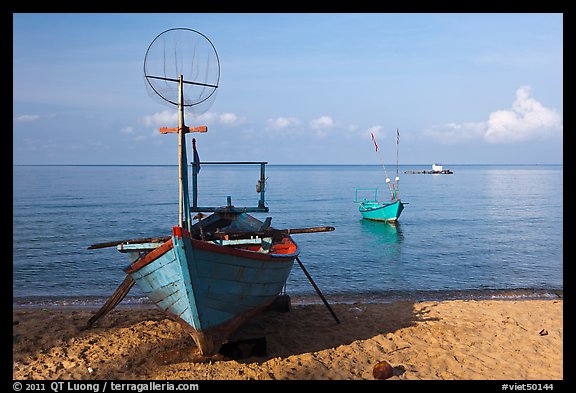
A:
<box><xmin>192</xmin><ymin>139</ymin><xmax>198</xmax><ymax>210</ymax></box>
<box><xmin>259</xmin><ymin>163</ymin><xmax>266</xmax><ymax>209</ymax></box>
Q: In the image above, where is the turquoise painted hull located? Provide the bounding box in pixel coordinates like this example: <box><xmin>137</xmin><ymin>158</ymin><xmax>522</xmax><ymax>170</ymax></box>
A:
<box><xmin>359</xmin><ymin>200</ymin><xmax>405</xmax><ymax>222</ymax></box>
<box><xmin>123</xmin><ymin>213</ymin><xmax>298</xmax><ymax>355</ymax></box>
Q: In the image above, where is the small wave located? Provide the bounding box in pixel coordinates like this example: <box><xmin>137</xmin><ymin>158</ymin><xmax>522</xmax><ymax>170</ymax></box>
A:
<box><xmin>289</xmin><ymin>288</ymin><xmax>563</xmax><ymax>305</ymax></box>
<box><xmin>13</xmin><ymin>288</ymin><xmax>561</xmax><ymax>309</ymax></box>
<box><xmin>12</xmin><ymin>295</ymin><xmax>154</xmax><ymax>309</ymax></box>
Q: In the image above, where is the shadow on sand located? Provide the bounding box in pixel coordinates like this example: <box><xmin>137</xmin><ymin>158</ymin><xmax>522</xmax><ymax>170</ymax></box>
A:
<box><xmin>12</xmin><ymin>298</ymin><xmax>440</xmax><ymax>379</ymax></box>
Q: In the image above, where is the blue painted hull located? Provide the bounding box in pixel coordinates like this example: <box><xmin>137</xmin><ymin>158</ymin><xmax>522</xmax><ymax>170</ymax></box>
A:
<box><xmin>359</xmin><ymin>199</ymin><xmax>405</xmax><ymax>222</ymax></box>
<box><xmin>123</xmin><ymin>216</ymin><xmax>299</xmax><ymax>355</ymax></box>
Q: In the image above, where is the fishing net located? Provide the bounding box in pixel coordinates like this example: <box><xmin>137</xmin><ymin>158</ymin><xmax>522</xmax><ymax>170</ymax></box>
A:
<box><xmin>144</xmin><ymin>28</ymin><xmax>220</xmax><ymax>116</ymax></box>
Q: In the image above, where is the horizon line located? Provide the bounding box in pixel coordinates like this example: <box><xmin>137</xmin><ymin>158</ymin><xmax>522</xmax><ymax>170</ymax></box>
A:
<box><xmin>12</xmin><ymin>163</ymin><xmax>563</xmax><ymax>167</ymax></box>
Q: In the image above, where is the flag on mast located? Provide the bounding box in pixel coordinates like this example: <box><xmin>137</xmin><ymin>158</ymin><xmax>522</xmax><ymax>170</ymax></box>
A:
<box><xmin>396</xmin><ymin>128</ymin><xmax>399</xmax><ymax>144</ymax></box>
<box><xmin>371</xmin><ymin>132</ymin><xmax>379</xmax><ymax>152</ymax></box>
<box><xmin>192</xmin><ymin>138</ymin><xmax>201</xmax><ymax>173</ymax></box>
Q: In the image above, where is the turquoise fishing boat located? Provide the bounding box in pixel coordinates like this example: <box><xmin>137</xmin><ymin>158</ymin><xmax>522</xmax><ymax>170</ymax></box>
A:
<box><xmin>355</xmin><ymin>129</ymin><xmax>407</xmax><ymax>222</ymax></box>
<box><xmin>86</xmin><ymin>28</ymin><xmax>335</xmax><ymax>356</ymax></box>
<box><xmin>355</xmin><ymin>188</ymin><xmax>405</xmax><ymax>222</ymax></box>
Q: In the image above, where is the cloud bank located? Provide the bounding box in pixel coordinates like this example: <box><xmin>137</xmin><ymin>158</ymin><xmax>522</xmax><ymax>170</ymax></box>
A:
<box><xmin>424</xmin><ymin>86</ymin><xmax>562</xmax><ymax>144</ymax></box>
<box><xmin>484</xmin><ymin>86</ymin><xmax>562</xmax><ymax>143</ymax></box>
<box><xmin>134</xmin><ymin>86</ymin><xmax>562</xmax><ymax>146</ymax></box>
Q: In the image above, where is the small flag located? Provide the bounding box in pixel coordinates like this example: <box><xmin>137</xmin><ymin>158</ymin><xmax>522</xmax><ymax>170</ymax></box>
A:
<box><xmin>371</xmin><ymin>132</ymin><xmax>379</xmax><ymax>152</ymax></box>
<box><xmin>396</xmin><ymin>128</ymin><xmax>400</xmax><ymax>144</ymax></box>
<box><xmin>192</xmin><ymin>138</ymin><xmax>201</xmax><ymax>173</ymax></box>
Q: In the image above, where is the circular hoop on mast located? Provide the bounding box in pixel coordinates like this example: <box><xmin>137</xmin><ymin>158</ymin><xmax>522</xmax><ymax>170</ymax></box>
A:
<box><xmin>143</xmin><ymin>28</ymin><xmax>220</xmax><ymax>116</ymax></box>
<box><xmin>143</xmin><ymin>27</ymin><xmax>220</xmax><ymax>230</ymax></box>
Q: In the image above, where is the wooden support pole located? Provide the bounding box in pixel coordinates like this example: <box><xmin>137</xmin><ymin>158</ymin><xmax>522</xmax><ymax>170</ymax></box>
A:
<box><xmin>296</xmin><ymin>256</ymin><xmax>340</xmax><ymax>324</ymax></box>
<box><xmin>82</xmin><ymin>275</ymin><xmax>135</xmax><ymax>330</ymax></box>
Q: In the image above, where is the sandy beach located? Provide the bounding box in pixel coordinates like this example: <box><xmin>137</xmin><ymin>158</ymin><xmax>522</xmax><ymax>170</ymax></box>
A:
<box><xmin>12</xmin><ymin>298</ymin><xmax>563</xmax><ymax>380</ymax></box>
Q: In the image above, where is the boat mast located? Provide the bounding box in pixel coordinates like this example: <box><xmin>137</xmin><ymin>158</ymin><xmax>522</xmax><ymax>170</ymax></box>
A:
<box><xmin>394</xmin><ymin>128</ymin><xmax>400</xmax><ymax>201</ymax></box>
<box><xmin>178</xmin><ymin>75</ymin><xmax>191</xmax><ymax>231</ymax></box>
<box><xmin>395</xmin><ymin>128</ymin><xmax>399</xmax><ymax>181</ymax></box>
<box><xmin>143</xmin><ymin>28</ymin><xmax>219</xmax><ymax>231</ymax></box>
<box><xmin>371</xmin><ymin>131</ymin><xmax>395</xmax><ymax>200</ymax></box>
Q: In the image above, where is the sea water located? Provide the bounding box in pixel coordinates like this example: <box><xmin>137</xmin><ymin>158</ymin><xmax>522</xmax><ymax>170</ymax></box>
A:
<box><xmin>12</xmin><ymin>164</ymin><xmax>563</xmax><ymax>306</ymax></box>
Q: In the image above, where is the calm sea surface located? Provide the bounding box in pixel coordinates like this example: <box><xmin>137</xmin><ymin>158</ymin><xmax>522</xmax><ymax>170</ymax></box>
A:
<box><xmin>12</xmin><ymin>164</ymin><xmax>563</xmax><ymax>306</ymax></box>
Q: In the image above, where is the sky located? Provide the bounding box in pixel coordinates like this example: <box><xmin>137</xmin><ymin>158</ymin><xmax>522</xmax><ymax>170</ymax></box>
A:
<box><xmin>13</xmin><ymin>13</ymin><xmax>563</xmax><ymax>165</ymax></box>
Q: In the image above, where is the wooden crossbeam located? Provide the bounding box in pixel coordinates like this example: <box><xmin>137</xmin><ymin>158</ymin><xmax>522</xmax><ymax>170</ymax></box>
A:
<box><xmin>160</xmin><ymin>125</ymin><xmax>208</xmax><ymax>134</ymax></box>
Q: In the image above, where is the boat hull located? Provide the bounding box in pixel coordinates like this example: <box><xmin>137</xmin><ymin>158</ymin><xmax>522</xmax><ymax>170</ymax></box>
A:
<box><xmin>124</xmin><ymin>224</ymin><xmax>298</xmax><ymax>355</ymax></box>
<box><xmin>359</xmin><ymin>200</ymin><xmax>404</xmax><ymax>222</ymax></box>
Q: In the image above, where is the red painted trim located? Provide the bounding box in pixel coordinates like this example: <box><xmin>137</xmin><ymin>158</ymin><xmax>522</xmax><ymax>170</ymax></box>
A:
<box><xmin>172</xmin><ymin>226</ymin><xmax>192</xmax><ymax>240</ymax></box>
<box><xmin>191</xmin><ymin>238</ymin><xmax>299</xmax><ymax>261</ymax></box>
<box><xmin>124</xmin><ymin>239</ymin><xmax>174</xmax><ymax>274</ymax></box>
<box><xmin>172</xmin><ymin>225</ymin><xmax>297</xmax><ymax>260</ymax></box>
<box><xmin>126</xmin><ymin>226</ymin><xmax>298</xmax><ymax>273</ymax></box>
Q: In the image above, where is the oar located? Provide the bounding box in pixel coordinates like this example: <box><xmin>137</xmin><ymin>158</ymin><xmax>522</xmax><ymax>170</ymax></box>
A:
<box><xmin>81</xmin><ymin>275</ymin><xmax>135</xmax><ymax>330</ymax></box>
<box><xmin>88</xmin><ymin>226</ymin><xmax>335</xmax><ymax>249</ymax></box>
<box><xmin>211</xmin><ymin>226</ymin><xmax>335</xmax><ymax>240</ymax></box>
<box><xmin>88</xmin><ymin>236</ymin><xmax>170</xmax><ymax>250</ymax></box>
<box><xmin>295</xmin><ymin>256</ymin><xmax>340</xmax><ymax>324</ymax></box>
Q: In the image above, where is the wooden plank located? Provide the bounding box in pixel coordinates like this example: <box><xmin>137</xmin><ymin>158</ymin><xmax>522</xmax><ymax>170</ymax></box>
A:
<box><xmin>159</xmin><ymin>126</ymin><xmax>207</xmax><ymax>134</ymax></box>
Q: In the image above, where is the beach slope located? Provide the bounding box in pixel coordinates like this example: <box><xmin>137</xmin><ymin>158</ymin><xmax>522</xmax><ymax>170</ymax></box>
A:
<box><xmin>12</xmin><ymin>299</ymin><xmax>562</xmax><ymax>380</ymax></box>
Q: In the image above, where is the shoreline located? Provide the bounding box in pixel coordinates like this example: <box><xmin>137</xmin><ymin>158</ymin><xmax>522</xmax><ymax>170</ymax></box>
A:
<box><xmin>12</xmin><ymin>288</ymin><xmax>563</xmax><ymax>309</ymax></box>
<box><xmin>13</xmin><ymin>297</ymin><xmax>563</xmax><ymax>380</ymax></box>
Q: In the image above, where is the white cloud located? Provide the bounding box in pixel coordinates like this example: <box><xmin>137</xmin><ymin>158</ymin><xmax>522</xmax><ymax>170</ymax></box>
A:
<box><xmin>423</xmin><ymin>86</ymin><xmax>562</xmax><ymax>144</ymax></box>
<box><xmin>119</xmin><ymin>126</ymin><xmax>134</xmax><ymax>134</ymax></box>
<box><xmin>423</xmin><ymin>122</ymin><xmax>486</xmax><ymax>145</ymax></box>
<box><xmin>14</xmin><ymin>114</ymin><xmax>40</xmax><ymax>122</ymax></box>
<box><xmin>190</xmin><ymin>111</ymin><xmax>244</xmax><ymax>127</ymax></box>
<box><xmin>368</xmin><ymin>125</ymin><xmax>385</xmax><ymax>139</ymax></box>
<box><xmin>135</xmin><ymin>110</ymin><xmax>245</xmax><ymax>143</ymax></box>
<box><xmin>219</xmin><ymin>112</ymin><xmax>245</xmax><ymax>126</ymax></box>
<box><xmin>264</xmin><ymin>115</ymin><xmax>364</xmax><ymax>139</ymax></box>
<box><xmin>141</xmin><ymin>110</ymin><xmax>177</xmax><ymax>127</ymax></box>
<box><xmin>266</xmin><ymin>116</ymin><xmax>301</xmax><ymax>130</ymax></box>
<box><xmin>484</xmin><ymin>86</ymin><xmax>562</xmax><ymax>143</ymax></box>
<box><xmin>310</xmin><ymin>116</ymin><xmax>335</xmax><ymax>130</ymax></box>
<box><xmin>195</xmin><ymin>112</ymin><xmax>217</xmax><ymax>124</ymax></box>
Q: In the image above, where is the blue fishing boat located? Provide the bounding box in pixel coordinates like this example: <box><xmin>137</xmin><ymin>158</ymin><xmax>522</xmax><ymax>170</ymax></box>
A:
<box><xmin>355</xmin><ymin>129</ymin><xmax>407</xmax><ymax>222</ymax></box>
<box><xmin>86</xmin><ymin>28</ymin><xmax>335</xmax><ymax>356</ymax></box>
<box><xmin>120</xmin><ymin>216</ymin><xmax>299</xmax><ymax>355</ymax></box>
<box><xmin>355</xmin><ymin>188</ymin><xmax>405</xmax><ymax>222</ymax></box>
